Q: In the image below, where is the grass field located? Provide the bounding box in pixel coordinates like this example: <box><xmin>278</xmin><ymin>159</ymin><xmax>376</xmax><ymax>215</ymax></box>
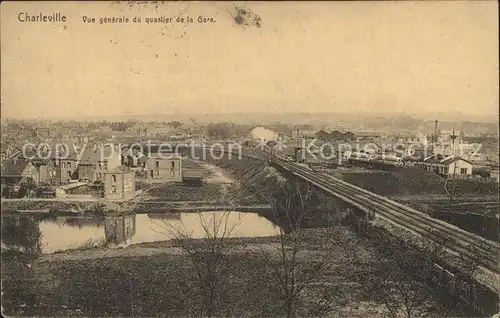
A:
<box><xmin>1</xmin><ymin>227</ymin><xmax>460</xmax><ymax>317</ymax></box>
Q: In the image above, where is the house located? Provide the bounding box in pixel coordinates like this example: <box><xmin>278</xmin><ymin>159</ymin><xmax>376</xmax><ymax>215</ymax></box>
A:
<box><xmin>78</xmin><ymin>144</ymin><xmax>122</xmax><ymax>182</ymax></box>
<box><xmin>57</xmin><ymin>157</ymin><xmax>78</xmax><ymax>185</ymax></box>
<box><xmin>343</xmin><ymin>131</ymin><xmax>356</xmax><ymax>142</ymax></box>
<box><xmin>30</xmin><ymin>159</ymin><xmax>56</xmax><ymax>184</ymax></box>
<box><xmin>1</xmin><ymin>159</ymin><xmax>39</xmax><ymax>195</ymax></box>
<box><xmin>397</xmin><ymin>133</ymin><xmax>427</xmax><ymax>144</ymax></box>
<box><xmin>76</xmin><ymin>161</ymin><xmax>95</xmax><ymax>182</ymax></box>
<box><xmin>103</xmin><ymin>166</ymin><xmax>136</xmax><ymax>200</ymax></box>
<box><xmin>415</xmin><ymin>154</ymin><xmax>473</xmax><ymax>177</ymax></box>
<box><xmin>314</xmin><ymin>130</ymin><xmax>330</xmax><ymax>141</ymax></box>
<box><xmin>329</xmin><ymin>130</ymin><xmax>344</xmax><ymax>141</ymax></box>
<box><xmin>146</xmin><ymin>151</ymin><xmax>183</xmax><ymax>182</ymax></box>
<box><xmin>408</xmin><ymin>145</ymin><xmax>435</xmax><ymax>160</ymax></box>
<box><xmin>121</xmin><ymin>146</ymin><xmax>146</xmax><ymax>167</ymax></box>
<box><xmin>17</xmin><ymin>146</ymin><xmax>58</xmax><ymax>184</ymax></box>
<box><xmin>18</xmin><ymin>142</ymin><xmax>79</xmax><ymax>185</ymax></box>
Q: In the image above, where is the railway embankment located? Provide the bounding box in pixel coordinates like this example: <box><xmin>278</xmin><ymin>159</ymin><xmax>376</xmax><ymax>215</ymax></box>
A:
<box><xmin>338</xmin><ymin>167</ymin><xmax>498</xmax><ymax>197</ymax></box>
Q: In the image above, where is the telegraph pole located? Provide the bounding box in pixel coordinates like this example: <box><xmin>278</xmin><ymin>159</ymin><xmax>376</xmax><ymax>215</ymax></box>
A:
<box><xmin>447</xmin><ymin>128</ymin><xmax>458</xmax><ymax>214</ymax></box>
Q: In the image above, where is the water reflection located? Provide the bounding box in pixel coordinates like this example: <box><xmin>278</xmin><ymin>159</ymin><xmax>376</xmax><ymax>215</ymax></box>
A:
<box><xmin>1</xmin><ymin>216</ymin><xmax>43</xmax><ymax>255</ymax></box>
<box><xmin>1</xmin><ymin>212</ymin><xmax>280</xmax><ymax>255</ymax></box>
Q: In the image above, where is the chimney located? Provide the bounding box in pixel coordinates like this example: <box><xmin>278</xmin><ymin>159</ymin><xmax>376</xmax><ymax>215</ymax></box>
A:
<box><xmin>433</xmin><ymin>120</ymin><xmax>438</xmax><ymax>145</ymax></box>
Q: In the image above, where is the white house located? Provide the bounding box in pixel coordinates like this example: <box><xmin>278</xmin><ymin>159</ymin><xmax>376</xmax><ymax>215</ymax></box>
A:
<box><xmin>397</xmin><ymin>132</ymin><xmax>428</xmax><ymax>145</ymax></box>
<box><xmin>415</xmin><ymin>154</ymin><xmax>473</xmax><ymax>177</ymax></box>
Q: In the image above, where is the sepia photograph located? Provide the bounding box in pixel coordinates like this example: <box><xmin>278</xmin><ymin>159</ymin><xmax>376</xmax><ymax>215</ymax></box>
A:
<box><xmin>1</xmin><ymin>1</ymin><xmax>499</xmax><ymax>317</ymax></box>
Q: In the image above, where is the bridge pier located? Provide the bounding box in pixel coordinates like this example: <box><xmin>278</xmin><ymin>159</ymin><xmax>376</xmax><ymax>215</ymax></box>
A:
<box><xmin>321</xmin><ymin>195</ymin><xmax>372</xmax><ymax>230</ymax></box>
<box><xmin>105</xmin><ymin>214</ymin><xmax>136</xmax><ymax>247</ymax></box>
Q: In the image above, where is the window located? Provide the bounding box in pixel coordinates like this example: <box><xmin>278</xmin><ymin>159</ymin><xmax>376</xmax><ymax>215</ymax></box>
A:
<box><xmin>68</xmin><ymin>162</ymin><xmax>71</xmax><ymax>169</ymax></box>
<box><xmin>104</xmin><ymin>162</ymin><xmax>108</xmax><ymax>170</ymax></box>
<box><xmin>171</xmin><ymin>161</ymin><xmax>175</xmax><ymax>169</ymax></box>
<box><xmin>460</xmin><ymin>168</ymin><xmax>468</xmax><ymax>175</ymax></box>
<box><xmin>112</xmin><ymin>186</ymin><xmax>117</xmax><ymax>193</ymax></box>
<box><xmin>98</xmin><ymin>163</ymin><xmax>102</xmax><ymax>170</ymax></box>
<box><xmin>62</xmin><ymin>162</ymin><xmax>66</xmax><ymax>169</ymax></box>
<box><xmin>155</xmin><ymin>161</ymin><xmax>159</xmax><ymax>169</ymax></box>
<box><xmin>112</xmin><ymin>175</ymin><xmax>117</xmax><ymax>182</ymax></box>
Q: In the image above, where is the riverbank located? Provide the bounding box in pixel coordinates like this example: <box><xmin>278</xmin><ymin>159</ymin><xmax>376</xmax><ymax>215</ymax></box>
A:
<box><xmin>1</xmin><ymin>226</ymin><xmax>460</xmax><ymax>317</ymax></box>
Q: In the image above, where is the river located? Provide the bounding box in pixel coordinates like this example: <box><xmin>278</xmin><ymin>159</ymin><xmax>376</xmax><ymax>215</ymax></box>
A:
<box><xmin>1</xmin><ymin>212</ymin><xmax>281</xmax><ymax>254</ymax></box>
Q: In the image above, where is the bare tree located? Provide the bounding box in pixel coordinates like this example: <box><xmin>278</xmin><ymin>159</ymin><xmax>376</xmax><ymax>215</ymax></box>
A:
<box><xmin>365</xmin><ymin>232</ymin><xmax>448</xmax><ymax>318</ymax></box>
<box><xmin>444</xmin><ymin>166</ymin><xmax>458</xmax><ymax>214</ymax></box>
<box><xmin>249</xmin><ymin>166</ymin><xmax>342</xmax><ymax>317</ymax></box>
<box><xmin>151</xmin><ymin>194</ymin><xmax>243</xmax><ymax>317</ymax></box>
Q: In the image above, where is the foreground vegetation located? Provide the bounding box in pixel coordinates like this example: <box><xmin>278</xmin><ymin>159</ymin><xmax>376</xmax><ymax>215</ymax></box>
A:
<box><xmin>1</xmin><ymin>226</ymin><xmax>465</xmax><ymax>317</ymax></box>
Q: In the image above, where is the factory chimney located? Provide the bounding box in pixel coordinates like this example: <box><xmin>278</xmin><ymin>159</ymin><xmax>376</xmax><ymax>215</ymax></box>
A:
<box><xmin>433</xmin><ymin>120</ymin><xmax>438</xmax><ymax>145</ymax></box>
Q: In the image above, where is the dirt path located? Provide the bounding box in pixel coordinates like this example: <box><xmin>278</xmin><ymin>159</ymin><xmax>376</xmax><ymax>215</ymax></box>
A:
<box><xmin>199</xmin><ymin>162</ymin><xmax>234</xmax><ymax>184</ymax></box>
<box><xmin>196</xmin><ymin>162</ymin><xmax>234</xmax><ymax>184</ymax></box>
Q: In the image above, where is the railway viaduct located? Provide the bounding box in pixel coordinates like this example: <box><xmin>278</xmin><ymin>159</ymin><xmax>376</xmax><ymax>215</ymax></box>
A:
<box><xmin>146</xmin><ymin>142</ymin><xmax>500</xmax><ymax>313</ymax></box>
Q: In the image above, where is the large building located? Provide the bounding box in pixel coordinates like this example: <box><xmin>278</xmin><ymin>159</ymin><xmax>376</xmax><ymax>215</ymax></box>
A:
<box><xmin>146</xmin><ymin>151</ymin><xmax>183</xmax><ymax>182</ymax></box>
<box><xmin>103</xmin><ymin>166</ymin><xmax>136</xmax><ymax>200</ymax></box>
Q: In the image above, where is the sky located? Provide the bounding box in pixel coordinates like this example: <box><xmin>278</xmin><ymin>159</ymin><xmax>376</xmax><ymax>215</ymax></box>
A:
<box><xmin>1</xmin><ymin>1</ymin><xmax>498</xmax><ymax>119</ymax></box>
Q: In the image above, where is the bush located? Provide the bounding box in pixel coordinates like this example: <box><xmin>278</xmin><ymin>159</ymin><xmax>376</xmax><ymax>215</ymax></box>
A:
<box><xmin>17</xmin><ymin>187</ymin><xmax>27</xmax><ymax>198</ymax></box>
<box><xmin>2</xmin><ymin>187</ymin><xmax>11</xmax><ymax>198</ymax></box>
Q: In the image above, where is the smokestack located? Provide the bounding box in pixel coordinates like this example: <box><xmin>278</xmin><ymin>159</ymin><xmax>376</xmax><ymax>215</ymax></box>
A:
<box><xmin>433</xmin><ymin>120</ymin><xmax>438</xmax><ymax>145</ymax></box>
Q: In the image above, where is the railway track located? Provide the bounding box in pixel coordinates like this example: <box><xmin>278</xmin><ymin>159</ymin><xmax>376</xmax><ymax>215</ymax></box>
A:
<box><xmin>265</xmin><ymin>153</ymin><xmax>499</xmax><ymax>274</ymax></box>
<box><xmin>208</xmin><ymin>148</ymin><xmax>499</xmax><ymax>274</ymax></box>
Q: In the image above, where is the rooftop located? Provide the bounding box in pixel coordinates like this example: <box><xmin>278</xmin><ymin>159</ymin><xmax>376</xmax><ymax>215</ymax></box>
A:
<box><xmin>1</xmin><ymin>158</ymin><xmax>30</xmax><ymax>176</ymax></box>
<box><xmin>423</xmin><ymin>155</ymin><xmax>472</xmax><ymax>165</ymax></box>
<box><xmin>58</xmin><ymin>182</ymin><xmax>88</xmax><ymax>191</ymax></box>
<box><xmin>352</xmin><ymin>131</ymin><xmax>384</xmax><ymax>137</ymax></box>
<box><xmin>106</xmin><ymin>165</ymin><xmax>134</xmax><ymax>174</ymax></box>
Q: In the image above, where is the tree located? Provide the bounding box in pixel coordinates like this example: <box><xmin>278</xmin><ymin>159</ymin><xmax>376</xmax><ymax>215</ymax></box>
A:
<box><xmin>365</xmin><ymin>232</ymin><xmax>450</xmax><ymax>318</ymax></box>
<box><xmin>1</xmin><ymin>216</ymin><xmax>43</xmax><ymax>256</ymax></box>
<box><xmin>2</xmin><ymin>186</ymin><xmax>11</xmax><ymax>198</ymax></box>
<box><xmin>153</xmin><ymin>194</ymin><xmax>242</xmax><ymax>317</ymax></box>
<box><xmin>444</xmin><ymin>166</ymin><xmax>458</xmax><ymax>214</ymax></box>
<box><xmin>19</xmin><ymin>177</ymin><xmax>37</xmax><ymax>198</ymax></box>
<box><xmin>249</xmin><ymin>166</ymin><xmax>343</xmax><ymax>317</ymax></box>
